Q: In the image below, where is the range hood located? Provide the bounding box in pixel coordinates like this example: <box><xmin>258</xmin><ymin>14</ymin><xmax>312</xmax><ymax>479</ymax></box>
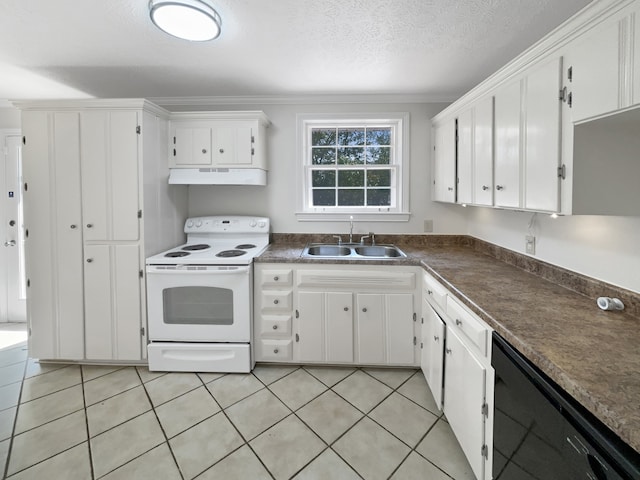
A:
<box><xmin>168</xmin><ymin>168</ymin><xmax>267</xmax><ymax>186</ymax></box>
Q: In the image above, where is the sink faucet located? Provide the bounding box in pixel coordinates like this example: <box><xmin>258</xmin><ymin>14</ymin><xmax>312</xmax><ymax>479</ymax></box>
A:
<box><xmin>349</xmin><ymin>215</ymin><xmax>354</xmax><ymax>243</ymax></box>
<box><xmin>360</xmin><ymin>232</ymin><xmax>375</xmax><ymax>245</ymax></box>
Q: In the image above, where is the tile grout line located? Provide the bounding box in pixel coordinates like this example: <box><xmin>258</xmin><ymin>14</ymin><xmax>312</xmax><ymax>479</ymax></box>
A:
<box><xmin>79</xmin><ymin>365</ymin><xmax>97</xmax><ymax>480</ymax></box>
<box><xmin>1</xmin><ymin>344</ymin><xmax>27</xmax><ymax>480</ymax></box>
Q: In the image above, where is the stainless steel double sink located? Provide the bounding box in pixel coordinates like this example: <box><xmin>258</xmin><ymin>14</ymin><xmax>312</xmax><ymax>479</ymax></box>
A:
<box><xmin>301</xmin><ymin>243</ymin><xmax>406</xmax><ymax>259</ymax></box>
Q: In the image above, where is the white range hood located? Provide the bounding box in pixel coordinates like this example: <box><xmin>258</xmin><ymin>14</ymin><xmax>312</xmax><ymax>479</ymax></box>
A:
<box><xmin>168</xmin><ymin>168</ymin><xmax>267</xmax><ymax>186</ymax></box>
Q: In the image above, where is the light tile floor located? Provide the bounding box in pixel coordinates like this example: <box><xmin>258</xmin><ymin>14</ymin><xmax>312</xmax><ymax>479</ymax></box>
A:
<box><xmin>0</xmin><ymin>323</ymin><xmax>475</xmax><ymax>480</ymax></box>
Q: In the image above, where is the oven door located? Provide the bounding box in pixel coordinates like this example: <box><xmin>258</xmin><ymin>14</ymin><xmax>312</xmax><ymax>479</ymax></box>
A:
<box><xmin>146</xmin><ymin>265</ymin><xmax>251</xmax><ymax>342</ymax></box>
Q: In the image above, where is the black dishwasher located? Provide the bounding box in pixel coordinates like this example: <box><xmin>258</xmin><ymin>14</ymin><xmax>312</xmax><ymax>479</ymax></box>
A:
<box><xmin>492</xmin><ymin>332</ymin><xmax>640</xmax><ymax>480</ymax></box>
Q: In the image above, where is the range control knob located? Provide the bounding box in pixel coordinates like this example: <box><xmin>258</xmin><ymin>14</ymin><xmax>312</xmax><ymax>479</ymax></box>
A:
<box><xmin>258</xmin><ymin>221</ymin><xmax>266</xmax><ymax>228</ymax></box>
<box><xmin>195</xmin><ymin>220</ymin><xmax>203</xmax><ymax>227</ymax></box>
<box><xmin>186</xmin><ymin>220</ymin><xmax>194</xmax><ymax>228</ymax></box>
<box><xmin>249</xmin><ymin>219</ymin><xmax>257</xmax><ymax>227</ymax></box>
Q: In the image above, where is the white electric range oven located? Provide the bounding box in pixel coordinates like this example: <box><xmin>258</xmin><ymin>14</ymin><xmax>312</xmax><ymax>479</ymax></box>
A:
<box><xmin>146</xmin><ymin>215</ymin><xmax>269</xmax><ymax>372</ymax></box>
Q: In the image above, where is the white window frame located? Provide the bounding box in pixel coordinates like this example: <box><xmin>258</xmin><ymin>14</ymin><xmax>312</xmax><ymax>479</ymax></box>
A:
<box><xmin>296</xmin><ymin>112</ymin><xmax>411</xmax><ymax>222</ymax></box>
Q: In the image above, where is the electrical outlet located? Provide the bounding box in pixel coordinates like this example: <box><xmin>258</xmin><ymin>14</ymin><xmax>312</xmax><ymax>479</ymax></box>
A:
<box><xmin>424</xmin><ymin>220</ymin><xmax>433</xmax><ymax>232</ymax></box>
<box><xmin>525</xmin><ymin>235</ymin><xmax>536</xmax><ymax>255</ymax></box>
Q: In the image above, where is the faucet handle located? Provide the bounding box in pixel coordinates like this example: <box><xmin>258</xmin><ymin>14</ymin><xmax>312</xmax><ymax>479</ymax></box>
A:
<box><xmin>370</xmin><ymin>232</ymin><xmax>376</xmax><ymax>245</ymax></box>
<box><xmin>359</xmin><ymin>234</ymin><xmax>370</xmax><ymax>245</ymax></box>
<box><xmin>332</xmin><ymin>235</ymin><xmax>343</xmax><ymax>245</ymax></box>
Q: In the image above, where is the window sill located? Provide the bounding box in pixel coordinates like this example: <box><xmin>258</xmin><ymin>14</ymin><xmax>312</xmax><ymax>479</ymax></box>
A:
<box><xmin>295</xmin><ymin>212</ymin><xmax>411</xmax><ymax>222</ymax></box>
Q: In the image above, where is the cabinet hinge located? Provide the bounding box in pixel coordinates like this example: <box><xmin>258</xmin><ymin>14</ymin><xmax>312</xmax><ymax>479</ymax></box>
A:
<box><xmin>251</xmin><ymin>147</ymin><xmax>255</xmax><ymax>155</ymax></box>
<box><xmin>136</xmin><ymin>125</ymin><xmax>141</xmax><ymax>135</ymax></box>
<box><xmin>559</xmin><ymin>87</ymin><xmax>567</xmax><ymax>102</ymax></box>
<box><xmin>140</xmin><ymin>327</ymin><xmax>145</xmax><ymax>336</ymax></box>
<box><xmin>251</xmin><ymin>135</ymin><xmax>255</xmax><ymax>143</ymax></box>
<box><xmin>567</xmin><ymin>66</ymin><xmax>573</xmax><ymax>82</ymax></box>
<box><xmin>28</xmin><ymin>327</ymin><xmax>32</xmax><ymax>336</ymax></box>
<box><xmin>481</xmin><ymin>444</ymin><xmax>489</xmax><ymax>459</ymax></box>
<box><xmin>413</xmin><ymin>336</ymin><xmax>417</xmax><ymax>346</ymax></box>
<box><xmin>481</xmin><ymin>402</ymin><xmax>489</xmax><ymax>417</ymax></box>
<box><xmin>295</xmin><ymin>333</ymin><xmax>299</xmax><ymax>342</ymax></box>
<box><xmin>557</xmin><ymin>164</ymin><xmax>566</xmax><ymax>180</ymax></box>
<box><xmin>173</xmin><ymin>136</ymin><xmax>176</xmax><ymax>144</ymax></box>
<box><xmin>421</xmin><ymin>317</ymin><xmax>424</xmax><ymax>324</ymax></box>
<box><xmin>27</xmin><ymin>278</ymin><xmax>30</xmax><ymax>288</ymax></box>
<box><xmin>420</xmin><ymin>342</ymin><xmax>424</xmax><ymax>349</ymax></box>
<box><xmin>138</xmin><ymin>210</ymin><xmax>142</xmax><ymax>219</ymax></box>
<box><xmin>139</xmin><ymin>269</ymin><xmax>144</xmax><ymax>278</ymax></box>
<box><xmin>22</xmin><ymin>136</ymin><xmax>26</xmax><ymax>145</ymax></box>
<box><xmin>568</xmin><ymin>92</ymin><xmax>572</xmax><ymax>108</ymax></box>
<box><xmin>413</xmin><ymin>312</ymin><xmax>417</xmax><ymax>322</ymax></box>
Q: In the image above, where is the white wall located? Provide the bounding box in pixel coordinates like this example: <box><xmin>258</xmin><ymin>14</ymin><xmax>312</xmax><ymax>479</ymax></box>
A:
<box><xmin>467</xmin><ymin>207</ymin><xmax>640</xmax><ymax>294</ymax></box>
<box><xmin>185</xmin><ymin>102</ymin><xmax>468</xmax><ymax>236</ymax></box>
<box><xmin>0</xmin><ymin>107</ymin><xmax>20</xmax><ymax>129</ymax></box>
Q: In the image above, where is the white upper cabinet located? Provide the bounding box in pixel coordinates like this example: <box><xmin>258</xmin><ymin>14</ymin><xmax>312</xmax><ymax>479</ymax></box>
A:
<box><xmin>493</xmin><ymin>79</ymin><xmax>522</xmax><ymax>209</ymax></box>
<box><xmin>523</xmin><ymin>57</ymin><xmax>563</xmax><ymax>213</ymax></box>
<box><xmin>432</xmin><ymin>118</ymin><xmax>456</xmax><ymax>203</ymax></box>
<box><xmin>473</xmin><ymin>96</ymin><xmax>494</xmax><ymax>206</ymax></box>
<box><xmin>456</xmin><ymin>109</ymin><xmax>473</xmax><ymax>205</ymax></box>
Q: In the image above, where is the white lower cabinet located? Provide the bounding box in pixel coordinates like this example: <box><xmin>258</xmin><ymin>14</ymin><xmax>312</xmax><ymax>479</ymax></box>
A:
<box><xmin>421</xmin><ymin>272</ymin><xmax>494</xmax><ymax>480</ymax></box>
<box><xmin>254</xmin><ymin>264</ymin><xmax>419</xmax><ymax>366</ymax></box>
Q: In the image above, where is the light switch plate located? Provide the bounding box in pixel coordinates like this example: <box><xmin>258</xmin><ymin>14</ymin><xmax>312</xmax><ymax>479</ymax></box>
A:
<box><xmin>424</xmin><ymin>220</ymin><xmax>433</xmax><ymax>232</ymax></box>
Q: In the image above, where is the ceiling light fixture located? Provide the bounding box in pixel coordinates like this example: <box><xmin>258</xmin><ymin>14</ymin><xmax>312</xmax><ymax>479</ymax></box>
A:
<box><xmin>149</xmin><ymin>0</ymin><xmax>221</xmax><ymax>42</ymax></box>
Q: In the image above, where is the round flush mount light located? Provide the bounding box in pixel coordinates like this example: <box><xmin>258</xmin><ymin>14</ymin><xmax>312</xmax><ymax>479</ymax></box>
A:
<box><xmin>149</xmin><ymin>0</ymin><xmax>221</xmax><ymax>41</ymax></box>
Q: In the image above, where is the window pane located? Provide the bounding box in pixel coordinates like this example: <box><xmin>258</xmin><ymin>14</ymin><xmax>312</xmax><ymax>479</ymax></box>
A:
<box><xmin>367</xmin><ymin>170</ymin><xmax>391</xmax><ymax>187</ymax></box>
<box><xmin>338</xmin><ymin>128</ymin><xmax>365</xmax><ymax>146</ymax></box>
<box><xmin>366</xmin><ymin>146</ymin><xmax>390</xmax><ymax>164</ymax></box>
<box><xmin>338</xmin><ymin>170</ymin><xmax>364</xmax><ymax>187</ymax></box>
<box><xmin>313</xmin><ymin>190</ymin><xmax>336</xmax><ymax>206</ymax></box>
<box><xmin>312</xmin><ymin>170</ymin><xmax>336</xmax><ymax>187</ymax></box>
<box><xmin>366</xmin><ymin>128</ymin><xmax>391</xmax><ymax>145</ymax></box>
<box><xmin>367</xmin><ymin>189</ymin><xmax>391</xmax><ymax>206</ymax></box>
<box><xmin>311</xmin><ymin>128</ymin><xmax>336</xmax><ymax>146</ymax></box>
<box><xmin>312</xmin><ymin>147</ymin><xmax>336</xmax><ymax>165</ymax></box>
<box><xmin>338</xmin><ymin>189</ymin><xmax>364</xmax><ymax>205</ymax></box>
<box><xmin>337</xmin><ymin>147</ymin><xmax>364</xmax><ymax>165</ymax></box>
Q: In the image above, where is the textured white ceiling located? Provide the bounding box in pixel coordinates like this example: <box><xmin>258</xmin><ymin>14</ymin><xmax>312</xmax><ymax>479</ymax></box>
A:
<box><xmin>0</xmin><ymin>0</ymin><xmax>591</xmax><ymax>101</ymax></box>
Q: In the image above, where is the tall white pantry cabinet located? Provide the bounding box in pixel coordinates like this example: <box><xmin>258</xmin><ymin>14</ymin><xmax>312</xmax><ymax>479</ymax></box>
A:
<box><xmin>16</xmin><ymin>99</ymin><xmax>187</xmax><ymax>362</ymax></box>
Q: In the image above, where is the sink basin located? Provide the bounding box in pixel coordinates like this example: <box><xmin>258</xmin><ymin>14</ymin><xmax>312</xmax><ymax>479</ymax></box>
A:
<box><xmin>305</xmin><ymin>245</ymin><xmax>351</xmax><ymax>256</ymax></box>
<box><xmin>354</xmin><ymin>245</ymin><xmax>406</xmax><ymax>257</ymax></box>
<box><xmin>302</xmin><ymin>243</ymin><xmax>406</xmax><ymax>259</ymax></box>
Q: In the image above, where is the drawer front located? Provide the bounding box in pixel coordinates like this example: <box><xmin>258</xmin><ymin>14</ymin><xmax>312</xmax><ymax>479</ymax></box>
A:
<box><xmin>257</xmin><ymin>339</ymin><xmax>293</xmax><ymax>361</ymax></box>
<box><xmin>446</xmin><ymin>297</ymin><xmax>489</xmax><ymax>357</ymax></box>
<box><xmin>259</xmin><ymin>315</ymin><xmax>292</xmax><ymax>336</ymax></box>
<box><xmin>261</xmin><ymin>291</ymin><xmax>293</xmax><ymax>311</ymax></box>
<box><xmin>261</xmin><ymin>269</ymin><xmax>293</xmax><ymax>287</ymax></box>
<box><xmin>423</xmin><ymin>273</ymin><xmax>448</xmax><ymax>311</ymax></box>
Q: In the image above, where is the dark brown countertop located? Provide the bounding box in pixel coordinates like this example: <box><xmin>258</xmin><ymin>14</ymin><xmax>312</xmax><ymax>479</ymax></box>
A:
<box><xmin>256</xmin><ymin>237</ymin><xmax>640</xmax><ymax>453</ymax></box>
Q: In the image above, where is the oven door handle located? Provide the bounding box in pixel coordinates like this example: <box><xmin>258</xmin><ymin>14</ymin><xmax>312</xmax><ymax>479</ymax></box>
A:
<box><xmin>146</xmin><ymin>266</ymin><xmax>250</xmax><ymax>274</ymax></box>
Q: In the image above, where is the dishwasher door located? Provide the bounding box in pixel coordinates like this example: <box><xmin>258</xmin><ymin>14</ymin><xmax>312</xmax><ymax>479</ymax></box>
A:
<box><xmin>492</xmin><ymin>333</ymin><xmax>640</xmax><ymax>480</ymax></box>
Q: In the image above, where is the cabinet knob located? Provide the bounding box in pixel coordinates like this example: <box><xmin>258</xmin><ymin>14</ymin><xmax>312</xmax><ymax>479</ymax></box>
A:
<box><xmin>434</xmin><ymin>335</ymin><xmax>439</xmax><ymax>342</ymax></box>
<box><xmin>455</xmin><ymin>318</ymin><xmax>462</xmax><ymax>326</ymax></box>
<box><xmin>273</xmin><ymin>348</ymin><xmax>279</xmax><ymax>354</ymax></box>
<box><xmin>362</xmin><ymin>307</ymin><xmax>367</xmax><ymax>313</ymax></box>
<box><xmin>219</xmin><ymin>148</ymin><xmax>225</xmax><ymax>154</ymax></box>
<box><xmin>427</xmin><ymin>290</ymin><xmax>433</xmax><ymax>295</ymax></box>
<box><xmin>70</xmin><ymin>224</ymin><xmax>77</xmax><ymax>229</ymax></box>
<box><xmin>482</xmin><ymin>185</ymin><xmax>489</xmax><ymax>191</ymax></box>
<box><xmin>202</xmin><ymin>149</ymin><xmax>207</xmax><ymax>154</ymax></box>
<box><xmin>86</xmin><ymin>223</ymin><xmax>93</xmax><ymax>228</ymax></box>
<box><xmin>272</xmin><ymin>325</ymin><xmax>278</xmax><ymax>330</ymax></box>
<box><xmin>344</xmin><ymin>307</ymin><xmax>349</xmax><ymax>311</ymax></box>
<box><xmin>86</xmin><ymin>258</ymin><xmax>93</xmax><ymax>263</ymax></box>
<box><xmin>447</xmin><ymin>187</ymin><xmax>454</xmax><ymax>191</ymax></box>
<box><xmin>446</xmin><ymin>348</ymin><xmax>452</xmax><ymax>355</ymax></box>
<box><xmin>273</xmin><ymin>276</ymin><xmax>279</xmax><ymax>281</ymax></box>
<box><xmin>273</xmin><ymin>299</ymin><xmax>279</xmax><ymax>305</ymax></box>
<box><xmin>496</xmin><ymin>185</ymin><xmax>504</xmax><ymax>191</ymax></box>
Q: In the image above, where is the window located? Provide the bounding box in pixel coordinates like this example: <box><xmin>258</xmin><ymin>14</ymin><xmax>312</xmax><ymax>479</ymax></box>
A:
<box><xmin>297</xmin><ymin>113</ymin><xmax>410</xmax><ymax>221</ymax></box>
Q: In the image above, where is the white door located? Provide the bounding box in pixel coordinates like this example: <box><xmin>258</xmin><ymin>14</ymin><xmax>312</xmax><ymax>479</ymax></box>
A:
<box><xmin>432</xmin><ymin>119</ymin><xmax>456</xmax><ymax>203</ymax></box>
<box><xmin>421</xmin><ymin>300</ymin><xmax>445</xmax><ymax>410</ymax></box>
<box><xmin>494</xmin><ymin>79</ymin><xmax>522</xmax><ymax>208</ymax></box>
<box><xmin>2</xmin><ymin>133</ymin><xmax>26</xmax><ymax>322</ymax></box>
<box><xmin>456</xmin><ymin>109</ymin><xmax>473</xmax><ymax>205</ymax></box>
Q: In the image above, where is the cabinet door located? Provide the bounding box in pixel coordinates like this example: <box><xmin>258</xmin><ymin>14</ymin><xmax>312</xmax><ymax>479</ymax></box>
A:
<box><xmin>80</xmin><ymin>111</ymin><xmax>140</xmax><ymax>241</ymax></box>
<box><xmin>473</xmin><ymin>96</ymin><xmax>494</xmax><ymax>206</ymax></box>
<box><xmin>568</xmin><ymin>20</ymin><xmax>620</xmax><ymax>122</ymax></box>
<box><xmin>386</xmin><ymin>294</ymin><xmax>415</xmax><ymax>365</ymax></box>
<box><xmin>524</xmin><ymin>57</ymin><xmax>562</xmax><ymax>212</ymax></box>
<box><xmin>23</xmin><ymin>111</ymin><xmax>84</xmax><ymax>360</ymax></box>
<box><xmin>297</xmin><ymin>291</ymin><xmax>353</xmax><ymax>363</ymax></box>
<box><xmin>421</xmin><ymin>300</ymin><xmax>445</xmax><ymax>410</ymax></box>
<box><xmin>494</xmin><ymin>79</ymin><xmax>522</xmax><ymax>208</ymax></box>
<box><xmin>84</xmin><ymin>244</ymin><xmax>142</xmax><ymax>361</ymax></box>
<box><xmin>212</xmin><ymin>124</ymin><xmax>253</xmax><ymax>167</ymax></box>
<box><xmin>356</xmin><ymin>294</ymin><xmax>385</xmax><ymax>364</ymax></box>
<box><xmin>173</xmin><ymin>127</ymin><xmax>212</xmax><ymax>166</ymax></box>
<box><xmin>432</xmin><ymin>119</ymin><xmax>456</xmax><ymax>203</ymax></box>
<box><xmin>456</xmin><ymin>110</ymin><xmax>473</xmax><ymax>205</ymax></box>
<box><xmin>444</xmin><ymin>327</ymin><xmax>488</xmax><ymax>480</ymax></box>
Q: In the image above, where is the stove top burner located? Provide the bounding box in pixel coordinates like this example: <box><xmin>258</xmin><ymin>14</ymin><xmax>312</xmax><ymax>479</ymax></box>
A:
<box><xmin>216</xmin><ymin>249</ymin><xmax>247</xmax><ymax>258</ymax></box>
<box><xmin>165</xmin><ymin>251</ymin><xmax>190</xmax><ymax>258</ymax></box>
<box><xmin>182</xmin><ymin>243</ymin><xmax>210</xmax><ymax>251</ymax></box>
<box><xmin>235</xmin><ymin>244</ymin><xmax>256</xmax><ymax>250</ymax></box>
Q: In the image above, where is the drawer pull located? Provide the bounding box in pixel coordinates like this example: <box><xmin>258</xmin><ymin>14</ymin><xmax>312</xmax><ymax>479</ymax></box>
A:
<box><xmin>202</xmin><ymin>148</ymin><xmax>207</xmax><ymax>154</ymax></box>
<box><xmin>433</xmin><ymin>335</ymin><xmax>439</xmax><ymax>342</ymax></box>
<box><xmin>273</xmin><ymin>348</ymin><xmax>279</xmax><ymax>354</ymax></box>
<box><xmin>446</xmin><ymin>348</ymin><xmax>452</xmax><ymax>355</ymax></box>
<box><xmin>274</xmin><ymin>276</ymin><xmax>279</xmax><ymax>281</ymax></box>
<box><xmin>362</xmin><ymin>307</ymin><xmax>367</xmax><ymax>313</ymax></box>
<box><xmin>273</xmin><ymin>299</ymin><xmax>279</xmax><ymax>305</ymax></box>
<box><xmin>427</xmin><ymin>290</ymin><xmax>433</xmax><ymax>295</ymax></box>
<box><xmin>272</xmin><ymin>325</ymin><xmax>278</xmax><ymax>330</ymax></box>
<box><xmin>344</xmin><ymin>307</ymin><xmax>349</xmax><ymax>311</ymax></box>
<box><xmin>455</xmin><ymin>318</ymin><xmax>462</xmax><ymax>326</ymax></box>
